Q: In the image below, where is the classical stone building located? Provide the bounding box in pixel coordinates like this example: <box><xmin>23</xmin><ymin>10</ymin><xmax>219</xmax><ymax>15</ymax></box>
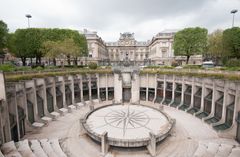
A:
<box><xmin>83</xmin><ymin>29</ymin><xmax>177</xmax><ymax>66</ymax></box>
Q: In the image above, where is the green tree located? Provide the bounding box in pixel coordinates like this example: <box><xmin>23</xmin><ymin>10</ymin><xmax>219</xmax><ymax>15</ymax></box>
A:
<box><xmin>41</xmin><ymin>40</ymin><xmax>61</xmax><ymax>66</ymax></box>
<box><xmin>0</xmin><ymin>20</ymin><xmax>8</xmax><ymax>50</ymax></box>
<box><xmin>207</xmin><ymin>29</ymin><xmax>223</xmax><ymax>64</ymax></box>
<box><xmin>173</xmin><ymin>27</ymin><xmax>208</xmax><ymax>64</ymax></box>
<box><xmin>8</xmin><ymin>30</ymin><xmax>30</xmax><ymax>66</ymax></box>
<box><xmin>223</xmin><ymin>27</ymin><xmax>240</xmax><ymax>60</ymax></box>
<box><xmin>8</xmin><ymin>28</ymin><xmax>88</xmax><ymax>66</ymax></box>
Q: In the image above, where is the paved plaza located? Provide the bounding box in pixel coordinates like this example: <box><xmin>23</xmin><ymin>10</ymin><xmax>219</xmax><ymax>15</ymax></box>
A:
<box><xmin>24</xmin><ymin>102</ymin><xmax>239</xmax><ymax>157</ymax></box>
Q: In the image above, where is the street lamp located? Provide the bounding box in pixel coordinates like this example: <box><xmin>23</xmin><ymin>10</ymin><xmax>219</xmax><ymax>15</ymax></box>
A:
<box><xmin>230</xmin><ymin>9</ymin><xmax>238</xmax><ymax>27</ymax></box>
<box><xmin>25</xmin><ymin>14</ymin><xmax>32</xmax><ymax>28</ymax></box>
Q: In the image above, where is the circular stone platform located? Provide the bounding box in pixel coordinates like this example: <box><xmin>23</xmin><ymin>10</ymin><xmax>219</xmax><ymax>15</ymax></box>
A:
<box><xmin>82</xmin><ymin>104</ymin><xmax>174</xmax><ymax>147</ymax></box>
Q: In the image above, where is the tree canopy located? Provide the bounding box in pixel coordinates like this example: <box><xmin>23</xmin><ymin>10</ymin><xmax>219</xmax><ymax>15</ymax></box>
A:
<box><xmin>8</xmin><ymin>28</ymin><xmax>88</xmax><ymax>65</ymax></box>
<box><xmin>0</xmin><ymin>20</ymin><xmax>9</xmax><ymax>52</ymax></box>
<box><xmin>207</xmin><ymin>29</ymin><xmax>223</xmax><ymax>64</ymax></box>
<box><xmin>223</xmin><ymin>27</ymin><xmax>240</xmax><ymax>59</ymax></box>
<box><xmin>173</xmin><ymin>27</ymin><xmax>208</xmax><ymax>64</ymax></box>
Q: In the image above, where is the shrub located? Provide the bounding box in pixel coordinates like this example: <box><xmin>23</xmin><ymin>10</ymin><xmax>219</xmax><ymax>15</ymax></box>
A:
<box><xmin>0</xmin><ymin>64</ymin><xmax>16</xmax><ymax>72</ymax></box>
<box><xmin>34</xmin><ymin>66</ymin><xmax>44</xmax><ymax>71</ymax></box>
<box><xmin>171</xmin><ymin>60</ymin><xmax>179</xmax><ymax>67</ymax></box>
<box><xmin>183</xmin><ymin>64</ymin><xmax>202</xmax><ymax>69</ymax></box>
<box><xmin>225</xmin><ymin>58</ymin><xmax>240</xmax><ymax>67</ymax></box>
<box><xmin>88</xmin><ymin>62</ymin><xmax>98</xmax><ymax>69</ymax></box>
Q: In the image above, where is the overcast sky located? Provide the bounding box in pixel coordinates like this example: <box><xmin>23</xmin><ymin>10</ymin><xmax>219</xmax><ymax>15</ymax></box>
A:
<box><xmin>0</xmin><ymin>0</ymin><xmax>240</xmax><ymax>41</ymax></box>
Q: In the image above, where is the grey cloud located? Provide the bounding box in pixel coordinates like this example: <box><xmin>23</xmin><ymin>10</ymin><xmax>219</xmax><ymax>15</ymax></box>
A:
<box><xmin>0</xmin><ymin>0</ymin><xmax>239</xmax><ymax>40</ymax></box>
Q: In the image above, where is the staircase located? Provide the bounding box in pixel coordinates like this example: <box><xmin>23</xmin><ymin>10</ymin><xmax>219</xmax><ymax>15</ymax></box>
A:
<box><xmin>1</xmin><ymin>139</ymin><xmax>67</xmax><ymax>157</ymax></box>
<box><xmin>193</xmin><ymin>141</ymin><xmax>240</xmax><ymax>157</ymax></box>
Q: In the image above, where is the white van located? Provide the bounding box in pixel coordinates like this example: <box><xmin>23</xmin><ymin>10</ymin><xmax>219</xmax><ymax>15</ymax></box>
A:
<box><xmin>202</xmin><ymin>61</ymin><xmax>214</xmax><ymax>68</ymax></box>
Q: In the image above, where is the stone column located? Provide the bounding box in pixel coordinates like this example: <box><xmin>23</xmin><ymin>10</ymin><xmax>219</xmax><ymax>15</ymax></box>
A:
<box><xmin>97</xmin><ymin>74</ymin><xmax>100</xmax><ymax>101</ymax></box>
<box><xmin>163</xmin><ymin>75</ymin><xmax>166</xmax><ymax>103</ymax></box>
<box><xmin>89</xmin><ymin>75</ymin><xmax>92</xmax><ymax>101</ymax></box>
<box><xmin>147</xmin><ymin>132</ymin><xmax>157</xmax><ymax>156</ymax></box>
<box><xmin>190</xmin><ymin>78</ymin><xmax>195</xmax><ymax>108</ymax></box>
<box><xmin>41</xmin><ymin>79</ymin><xmax>50</xmax><ymax>116</ymax></box>
<box><xmin>221</xmin><ymin>81</ymin><xmax>229</xmax><ymax>122</ymax></box>
<box><xmin>153</xmin><ymin>74</ymin><xmax>158</xmax><ymax>102</ymax></box>
<box><xmin>60</xmin><ymin>77</ymin><xmax>66</xmax><ymax>108</ymax></box>
<box><xmin>146</xmin><ymin>73</ymin><xmax>149</xmax><ymax>101</ymax></box>
<box><xmin>200</xmin><ymin>81</ymin><xmax>206</xmax><ymax>111</ymax></box>
<box><xmin>53</xmin><ymin>77</ymin><xmax>58</xmax><ymax>111</ymax></box>
<box><xmin>114</xmin><ymin>73</ymin><xmax>122</xmax><ymax>103</ymax></box>
<box><xmin>101</xmin><ymin>132</ymin><xmax>109</xmax><ymax>155</ymax></box>
<box><xmin>180</xmin><ymin>78</ymin><xmax>184</xmax><ymax>105</ymax></box>
<box><xmin>33</xmin><ymin>80</ymin><xmax>41</xmax><ymax>121</ymax></box>
<box><xmin>14</xmin><ymin>87</ymin><xmax>21</xmax><ymax>141</ymax></box>
<box><xmin>70</xmin><ymin>76</ymin><xmax>75</xmax><ymax>105</ymax></box>
<box><xmin>172</xmin><ymin>76</ymin><xmax>176</xmax><ymax>104</ymax></box>
<box><xmin>106</xmin><ymin>74</ymin><xmax>108</xmax><ymax>101</ymax></box>
<box><xmin>131</xmin><ymin>72</ymin><xmax>140</xmax><ymax>103</ymax></box>
<box><xmin>210</xmin><ymin>81</ymin><xmax>217</xmax><ymax>117</ymax></box>
<box><xmin>80</xmin><ymin>75</ymin><xmax>84</xmax><ymax>102</ymax></box>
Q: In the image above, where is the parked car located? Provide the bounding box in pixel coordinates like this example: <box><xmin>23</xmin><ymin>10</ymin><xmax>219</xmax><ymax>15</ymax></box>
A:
<box><xmin>202</xmin><ymin>61</ymin><xmax>214</xmax><ymax>68</ymax></box>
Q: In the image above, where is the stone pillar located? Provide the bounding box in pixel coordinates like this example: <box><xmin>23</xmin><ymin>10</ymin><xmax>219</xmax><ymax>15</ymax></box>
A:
<box><xmin>146</xmin><ymin>73</ymin><xmax>149</xmax><ymax>101</ymax></box>
<box><xmin>70</xmin><ymin>76</ymin><xmax>75</xmax><ymax>105</ymax></box>
<box><xmin>97</xmin><ymin>74</ymin><xmax>100</xmax><ymax>101</ymax></box>
<box><xmin>210</xmin><ymin>81</ymin><xmax>217</xmax><ymax>117</ymax></box>
<box><xmin>80</xmin><ymin>75</ymin><xmax>84</xmax><ymax>102</ymax></box>
<box><xmin>106</xmin><ymin>74</ymin><xmax>108</xmax><ymax>101</ymax></box>
<box><xmin>61</xmin><ymin>77</ymin><xmax>67</xmax><ymax>108</ymax></box>
<box><xmin>233</xmin><ymin>83</ymin><xmax>240</xmax><ymax>128</ymax></box>
<box><xmin>114</xmin><ymin>73</ymin><xmax>122</xmax><ymax>103</ymax></box>
<box><xmin>33</xmin><ymin>80</ymin><xmax>41</xmax><ymax>121</ymax></box>
<box><xmin>147</xmin><ymin>132</ymin><xmax>157</xmax><ymax>156</ymax></box>
<box><xmin>53</xmin><ymin>78</ymin><xmax>58</xmax><ymax>111</ymax></box>
<box><xmin>101</xmin><ymin>132</ymin><xmax>109</xmax><ymax>155</ymax></box>
<box><xmin>131</xmin><ymin>72</ymin><xmax>140</xmax><ymax>103</ymax></box>
<box><xmin>41</xmin><ymin>79</ymin><xmax>50</xmax><ymax>116</ymax></box>
<box><xmin>172</xmin><ymin>76</ymin><xmax>176</xmax><ymax>103</ymax></box>
<box><xmin>180</xmin><ymin>78</ymin><xmax>185</xmax><ymax>105</ymax></box>
<box><xmin>89</xmin><ymin>103</ymin><xmax>94</xmax><ymax>111</ymax></box>
<box><xmin>14</xmin><ymin>87</ymin><xmax>21</xmax><ymax>141</ymax></box>
<box><xmin>153</xmin><ymin>74</ymin><xmax>157</xmax><ymax>102</ymax></box>
<box><xmin>163</xmin><ymin>75</ymin><xmax>166</xmax><ymax>102</ymax></box>
<box><xmin>190</xmin><ymin>79</ymin><xmax>195</xmax><ymax>108</ymax></box>
<box><xmin>89</xmin><ymin>75</ymin><xmax>92</xmax><ymax>101</ymax></box>
<box><xmin>200</xmin><ymin>81</ymin><xmax>206</xmax><ymax>111</ymax></box>
<box><xmin>221</xmin><ymin>81</ymin><xmax>229</xmax><ymax>122</ymax></box>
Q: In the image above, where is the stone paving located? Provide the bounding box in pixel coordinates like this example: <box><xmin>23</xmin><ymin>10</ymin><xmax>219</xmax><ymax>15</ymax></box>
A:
<box><xmin>24</xmin><ymin>102</ymin><xmax>239</xmax><ymax>157</ymax></box>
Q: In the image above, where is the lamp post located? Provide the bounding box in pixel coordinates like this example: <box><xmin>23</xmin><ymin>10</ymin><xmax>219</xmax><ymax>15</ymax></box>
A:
<box><xmin>25</xmin><ymin>14</ymin><xmax>32</xmax><ymax>28</ymax></box>
<box><xmin>230</xmin><ymin>9</ymin><xmax>238</xmax><ymax>27</ymax></box>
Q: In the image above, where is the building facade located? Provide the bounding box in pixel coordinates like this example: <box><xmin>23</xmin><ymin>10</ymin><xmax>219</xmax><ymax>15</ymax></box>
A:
<box><xmin>84</xmin><ymin>29</ymin><xmax>177</xmax><ymax>66</ymax></box>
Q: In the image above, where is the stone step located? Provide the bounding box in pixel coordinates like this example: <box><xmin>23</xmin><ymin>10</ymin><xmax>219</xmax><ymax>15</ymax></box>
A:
<box><xmin>16</xmin><ymin>139</ymin><xmax>36</xmax><ymax>157</ymax></box>
<box><xmin>228</xmin><ymin>147</ymin><xmax>240</xmax><ymax>157</ymax></box>
<box><xmin>40</xmin><ymin>139</ymin><xmax>58</xmax><ymax>157</ymax></box>
<box><xmin>215</xmin><ymin>144</ymin><xmax>233</xmax><ymax>157</ymax></box>
<box><xmin>32</xmin><ymin>122</ymin><xmax>45</xmax><ymax>128</ymax></box>
<box><xmin>0</xmin><ymin>150</ymin><xmax>4</xmax><ymax>157</ymax></box>
<box><xmin>41</xmin><ymin>116</ymin><xmax>52</xmax><ymax>122</ymax></box>
<box><xmin>203</xmin><ymin>142</ymin><xmax>219</xmax><ymax>156</ymax></box>
<box><xmin>49</xmin><ymin>139</ymin><xmax>67</xmax><ymax>157</ymax></box>
<box><xmin>1</xmin><ymin>141</ymin><xmax>22</xmax><ymax>157</ymax></box>
<box><xmin>68</xmin><ymin>105</ymin><xmax>76</xmax><ymax>112</ymax></box>
<box><xmin>59</xmin><ymin>108</ymin><xmax>68</xmax><ymax>115</ymax></box>
<box><xmin>76</xmin><ymin>102</ymin><xmax>84</xmax><ymax>109</ymax></box>
<box><xmin>50</xmin><ymin>112</ymin><xmax>60</xmax><ymax>120</ymax></box>
<box><xmin>193</xmin><ymin>142</ymin><xmax>207</xmax><ymax>157</ymax></box>
<box><xmin>30</xmin><ymin>140</ymin><xmax>48</xmax><ymax>157</ymax></box>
